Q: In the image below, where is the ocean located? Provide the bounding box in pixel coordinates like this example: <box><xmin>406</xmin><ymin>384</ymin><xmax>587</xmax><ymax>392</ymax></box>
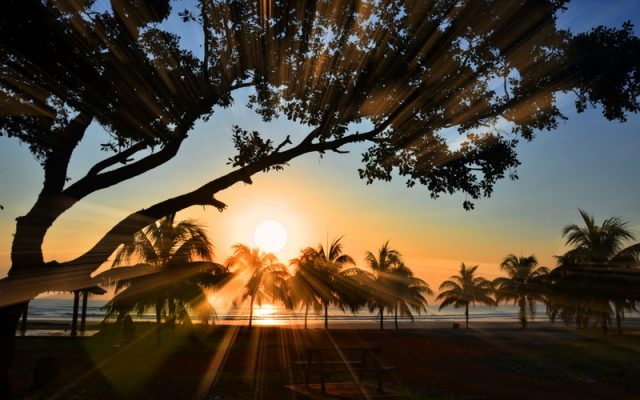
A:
<box><xmin>24</xmin><ymin>298</ymin><xmax>528</xmax><ymax>325</ymax></box>
<box><xmin>20</xmin><ymin>298</ymin><xmax>640</xmax><ymax>336</ymax></box>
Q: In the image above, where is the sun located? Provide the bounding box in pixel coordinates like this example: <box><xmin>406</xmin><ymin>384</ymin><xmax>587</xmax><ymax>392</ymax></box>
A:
<box><xmin>254</xmin><ymin>220</ymin><xmax>287</xmax><ymax>253</ymax></box>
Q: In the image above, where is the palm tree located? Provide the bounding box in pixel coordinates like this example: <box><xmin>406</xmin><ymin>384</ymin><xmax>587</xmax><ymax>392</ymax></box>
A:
<box><xmin>388</xmin><ymin>263</ymin><xmax>432</xmax><ymax>329</ymax></box>
<box><xmin>226</xmin><ymin>244</ymin><xmax>291</xmax><ymax>328</ymax></box>
<box><xmin>365</xmin><ymin>241</ymin><xmax>403</xmax><ymax>330</ymax></box>
<box><xmin>289</xmin><ymin>252</ymin><xmax>323</xmax><ymax>329</ymax></box>
<box><xmin>101</xmin><ymin>214</ymin><xmax>229</xmax><ymax>337</ymax></box>
<box><xmin>549</xmin><ymin>210</ymin><xmax>640</xmax><ymax>333</ymax></box>
<box><xmin>303</xmin><ymin>237</ymin><xmax>357</xmax><ymax>329</ymax></box>
<box><xmin>493</xmin><ymin>254</ymin><xmax>549</xmax><ymax>329</ymax></box>
<box><xmin>437</xmin><ymin>263</ymin><xmax>495</xmax><ymax>328</ymax></box>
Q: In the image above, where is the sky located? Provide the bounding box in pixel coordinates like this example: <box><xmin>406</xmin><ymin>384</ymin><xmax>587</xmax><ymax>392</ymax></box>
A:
<box><xmin>1</xmin><ymin>0</ymin><xmax>640</xmax><ymax>301</ymax></box>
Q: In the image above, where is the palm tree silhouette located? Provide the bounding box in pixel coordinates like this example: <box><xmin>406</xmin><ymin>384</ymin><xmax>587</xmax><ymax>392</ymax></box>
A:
<box><xmin>388</xmin><ymin>263</ymin><xmax>432</xmax><ymax>329</ymax></box>
<box><xmin>289</xmin><ymin>252</ymin><xmax>323</xmax><ymax>329</ymax></box>
<box><xmin>226</xmin><ymin>244</ymin><xmax>290</xmax><ymax>328</ymax></box>
<box><xmin>437</xmin><ymin>263</ymin><xmax>495</xmax><ymax>328</ymax></box>
<box><xmin>550</xmin><ymin>210</ymin><xmax>640</xmax><ymax>333</ymax></box>
<box><xmin>365</xmin><ymin>241</ymin><xmax>403</xmax><ymax>330</ymax></box>
<box><xmin>102</xmin><ymin>214</ymin><xmax>228</xmax><ymax>337</ymax></box>
<box><xmin>494</xmin><ymin>254</ymin><xmax>549</xmax><ymax>329</ymax></box>
<box><xmin>303</xmin><ymin>237</ymin><xmax>357</xmax><ymax>329</ymax></box>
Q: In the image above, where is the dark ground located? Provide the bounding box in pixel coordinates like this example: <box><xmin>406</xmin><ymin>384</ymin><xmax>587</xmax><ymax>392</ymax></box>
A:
<box><xmin>8</xmin><ymin>323</ymin><xmax>640</xmax><ymax>399</ymax></box>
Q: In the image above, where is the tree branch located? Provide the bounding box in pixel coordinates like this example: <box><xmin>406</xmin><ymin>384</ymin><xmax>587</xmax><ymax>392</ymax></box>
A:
<box><xmin>199</xmin><ymin>0</ymin><xmax>210</xmax><ymax>79</ymax></box>
<box><xmin>86</xmin><ymin>140</ymin><xmax>150</xmax><ymax>177</ymax></box>
<box><xmin>273</xmin><ymin>135</ymin><xmax>291</xmax><ymax>153</ymax></box>
<box><xmin>41</xmin><ymin>113</ymin><xmax>92</xmax><ymax>196</ymax></box>
<box><xmin>61</xmin><ymin>124</ymin><xmax>383</xmax><ymax>275</ymax></box>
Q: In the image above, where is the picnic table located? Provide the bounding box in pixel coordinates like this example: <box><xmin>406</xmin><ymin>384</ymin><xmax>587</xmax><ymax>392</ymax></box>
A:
<box><xmin>294</xmin><ymin>345</ymin><xmax>397</xmax><ymax>394</ymax></box>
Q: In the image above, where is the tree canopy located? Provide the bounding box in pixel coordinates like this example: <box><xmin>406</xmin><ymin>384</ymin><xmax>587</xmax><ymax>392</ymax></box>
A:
<box><xmin>1</xmin><ymin>0</ymin><xmax>640</xmax><ymax>301</ymax></box>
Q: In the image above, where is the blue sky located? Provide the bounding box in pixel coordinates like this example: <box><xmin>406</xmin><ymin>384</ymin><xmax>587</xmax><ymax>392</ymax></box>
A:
<box><xmin>1</xmin><ymin>1</ymin><xmax>639</xmax><ymax>290</ymax></box>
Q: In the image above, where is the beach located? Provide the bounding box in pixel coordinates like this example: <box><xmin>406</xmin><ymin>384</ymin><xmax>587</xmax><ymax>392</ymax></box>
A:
<box><xmin>9</xmin><ymin>322</ymin><xmax>640</xmax><ymax>399</ymax></box>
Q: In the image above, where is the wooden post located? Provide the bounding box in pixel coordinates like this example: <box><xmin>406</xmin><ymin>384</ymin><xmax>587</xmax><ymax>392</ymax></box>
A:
<box><xmin>71</xmin><ymin>291</ymin><xmax>79</xmax><ymax>336</ymax></box>
<box><xmin>20</xmin><ymin>305</ymin><xmax>28</xmax><ymax>336</ymax></box>
<box><xmin>80</xmin><ymin>291</ymin><xmax>88</xmax><ymax>333</ymax></box>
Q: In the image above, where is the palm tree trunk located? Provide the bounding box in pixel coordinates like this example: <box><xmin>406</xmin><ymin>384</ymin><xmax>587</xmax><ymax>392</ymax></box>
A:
<box><xmin>379</xmin><ymin>306</ymin><xmax>384</xmax><ymax>330</ymax></box>
<box><xmin>167</xmin><ymin>295</ymin><xmax>176</xmax><ymax>332</ymax></box>
<box><xmin>324</xmin><ymin>302</ymin><xmax>328</xmax><ymax>330</ymax></box>
<box><xmin>615</xmin><ymin>302</ymin><xmax>623</xmax><ymax>334</ymax></box>
<box><xmin>465</xmin><ymin>303</ymin><xmax>469</xmax><ymax>329</ymax></box>
<box><xmin>304</xmin><ymin>304</ymin><xmax>309</xmax><ymax>330</ymax></box>
<box><xmin>249</xmin><ymin>297</ymin><xmax>254</xmax><ymax>328</ymax></box>
<box><xmin>155</xmin><ymin>298</ymin><xmax>162</xmax><ymax>342</ymax></box>
<box><xmin>395</xmin><ymin>304</ymin><xmax>399</xmax><ymax>330</ymax></box>
<box><xmin>519</xmin><ymin>295</ymin><xmax>527</xmax><ymax>330</ymax></box>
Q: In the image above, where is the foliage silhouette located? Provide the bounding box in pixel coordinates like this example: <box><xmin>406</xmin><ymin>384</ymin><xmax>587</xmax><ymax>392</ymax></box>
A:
<box><xmin>101</xmin><ymin>213</ymin><xmax>229</xmax><ymax>337</ymax></box>
<box><xmin>300</xmin><ymin>237</ymin><xmax>363</xmax><ymax>329</ymax></box>
<box><xmin>388</xmin><ymin>263</ymin><xmax>432</xmax><ymax>330</ymax></box>
<box><xmin>365</xmin><ymin>241</ymin><xmax>403</xmax><ymax>330</ymax></box>
<box><xmin>437</xmin><ymin>263</ymin><xmax>495</xmax><ymax>328</ymax></box>
<box><xmin>493</xmin><ymin>255</ymin><xmax>549</xmax><ymax>329</ymax></box>
<box><xmin>225</xmin><ymin>244</ymin><xmax>290</xmax><ymax>328</ymax></box>
<box><xmin>547</xmin><ymin>210</ymin><xmax>640</xmax><ymax>333</ymax></box>
<box><xmin>289</xmin><ymin>251</ymin><xmax>323</xmax><ymax>329</ymax></box>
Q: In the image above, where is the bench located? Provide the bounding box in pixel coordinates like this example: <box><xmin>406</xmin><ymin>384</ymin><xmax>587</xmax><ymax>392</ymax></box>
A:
<box><xmin>294</xmin><ymin>346</ymin><xmax>397</xmax><ymax>394</ymax></box>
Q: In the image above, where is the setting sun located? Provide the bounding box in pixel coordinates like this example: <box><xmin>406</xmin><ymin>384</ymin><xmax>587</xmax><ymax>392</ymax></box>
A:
<box><xmin>254</xmin><ymin>220</ymin><xmax>287</xmax><ymax>253</ymax></box>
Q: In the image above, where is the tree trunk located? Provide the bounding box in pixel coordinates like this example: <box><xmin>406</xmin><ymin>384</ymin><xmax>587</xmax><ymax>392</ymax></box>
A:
<box><xmin>324</xmin><ymin>302</ymin><xmax>328</xmax><ymax>330</ymax></box>
<box><xmin>80</xmin><ymin>291</ymin><xmax>88</xmax><ymax>333</ymax></box>
<box><xmin>248</xmin><ymin>297</ymin><xmax>254</xmax><ymax>328</ymax></box>
<box><xmin>394</xmin><ymin>304</ymin><xmax>399</xmax><ymax>330</ymax></box>
<box><xmin>0</xmin><ymin>302</ymin><xmax>27</xmax><ymax>396</ymax></box>
<box><xmin>304</xmin><ymin>304</ymin><xmax>308</xmax><ymax>330</ymax></box>
<box><xmin>465</xmin><ymin>303</ymin><xmax>469</xmax><ymax>329</ymax></box>
<box><xmin>379</xmin><ymin>306</ymin><xmax>384</xmax><ymax>330</ymax></box>
<box><xmin>519</xmin><ymin>295</ymin><xmax>527</xmax><ymax>329</ymax></box>
<box><xmin>71</xmin><ymin>290</ymin><xmax>80</xmax><ymax>336</ymax></box>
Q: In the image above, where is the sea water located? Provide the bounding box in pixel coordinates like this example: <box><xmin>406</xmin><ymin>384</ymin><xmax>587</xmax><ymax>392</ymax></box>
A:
<box><xmin>24</xmin><ymin>298</ymin><xmax>528</xmax><ymax>324</ymax></box>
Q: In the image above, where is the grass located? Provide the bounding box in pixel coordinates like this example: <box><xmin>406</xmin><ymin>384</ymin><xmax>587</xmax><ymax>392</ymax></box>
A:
<box><xmin>9</xmin><ymin>323</ymin><xmax>640</xmax><ymax>399</ymax></box>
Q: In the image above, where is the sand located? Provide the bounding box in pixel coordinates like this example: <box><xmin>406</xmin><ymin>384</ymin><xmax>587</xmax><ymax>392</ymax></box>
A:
<box><xmin>8</xmin><ymin>321</ymin><xmax>640</xmax><ymax>399</ymax></box>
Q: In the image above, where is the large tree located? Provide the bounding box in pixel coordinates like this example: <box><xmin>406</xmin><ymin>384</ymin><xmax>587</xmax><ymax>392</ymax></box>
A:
<box><xmin>1</xmin><ymin>0</ymin><xmax>640</xmax><ymax>393</ymax></box>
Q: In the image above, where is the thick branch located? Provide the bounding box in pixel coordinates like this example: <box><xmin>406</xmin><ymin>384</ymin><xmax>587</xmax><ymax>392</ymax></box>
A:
<box><xmin>64</xmin><ymin>137</ymin><xmax>184</xmax><ymax>200</ymax></box>
<box><xmin>63</xmin><ymin>126</ymin><xmax>382</xmax><ymax>274</ymax></box>
<box><xmin>86</xmin><ymin>140</ymin><xmax>150</xmax><ymax>177</ymax></box>
<box><xmin>41</xmin><ymin>113</ymin><xmax>92</xmax><ymax>196</ymax></box>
